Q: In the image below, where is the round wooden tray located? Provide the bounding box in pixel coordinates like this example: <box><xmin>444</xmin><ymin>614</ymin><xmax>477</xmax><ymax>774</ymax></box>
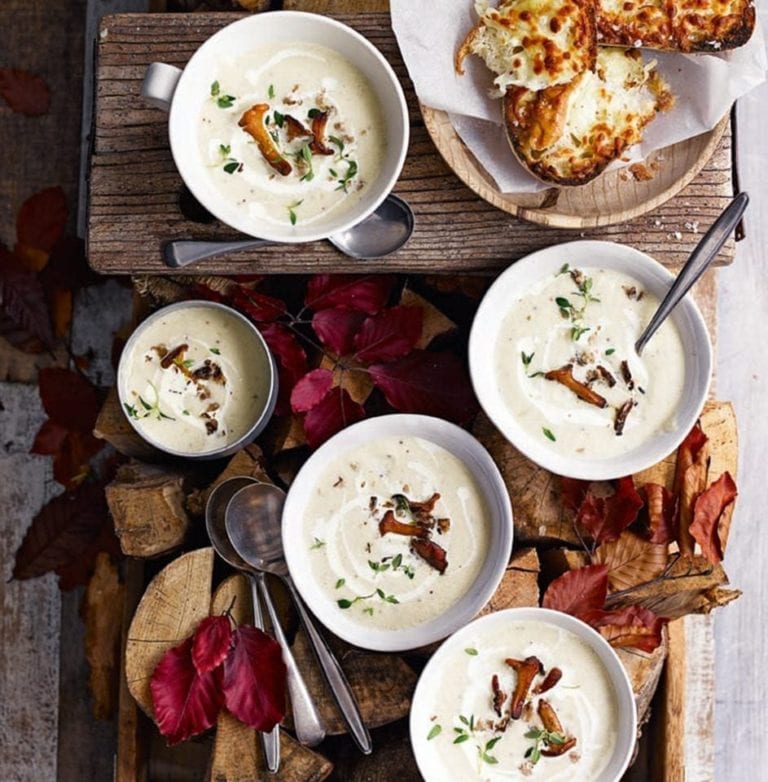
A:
<box><xmin>421</xmin><ymin>107</ymin><xmax>729</xmax><ymax>229</ymax></box>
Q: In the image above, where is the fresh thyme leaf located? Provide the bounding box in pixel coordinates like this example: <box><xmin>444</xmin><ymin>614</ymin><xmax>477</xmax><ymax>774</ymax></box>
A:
<box><xmin>182</xmin><ymin>410</ymin><xmax>190</xmax><ymax>416</ymax></box>
<box><xmin>530</xmin><ymin>747</ymin><xmax>541</xmax><ymax>764</ymax></box>
<box><xmin>453</xmin><ymin>734</ymin><xmax>470</xmax><ymax>745</ymax></box>
<box><xmin>482</xmin><ymin>754</ymin><xmax>499</xmax><ymax>765</ymax></box>
<box><xmin>210</xmin><ymin>80</ymin><xmax>220</xmax><ymax>97</ymax></box>
<box><xmin>223</xmin><ymin>160</ymin><xmax>239</xmax><ymax>174</ymax></box>
<box><xmin>605</xmin><ymin>347</ymin><xmax>616</xmax><ymax>355</ymax></box>
<box><xmin>180</xmin><ymin>358</ymin><xmax>195</xmax><ymax>369</ymax></box>
<box><xmin>138</xmin><ymin>396</ymin><xmax>152</xmax><ymax>411</ymax></box>
<box><xmin>308</xmin><ymin>107</ymin><xmax>322</xmax><ymax>119</ymax></box>
<box><xmin>210</xmin><ymin>347</ymin><xmax>221</xmax><ymax>355</ymax></box>
<box><xmin>376</xmin><ymin>588</ymin><xmax>385</xmax><ymax>599</ymax></box>
<box><xmin>218</xmin><ymin>143</ymin><xmax>231</xmax><ymax>156</ymax></box>
<box><xmin>363</xmin><ymin>606</ymin><xmax>374</xmax><ymax>615</ymax></box>
<box><xmin>557</xmin><ymin>262</ymin><xmax>570</xmax><ymax>275</ymax></box>
<box><xmin>335</xmin><ymin>578</ymin><xmax>345</xmax><ymax>589</ymax></box>
<box><xmin>571</xmin><ymin>325</ymin><xmax>591</xmax><ymax>341</ymax></box>
<box><xmin>464</xmin><ymin>647</ymin><xmax>478</xmax><ymax>656</ymax></box>
<box><xmin>391</xmin><ymin>553</ymin><xmax>403</xmax><ymax>569</ymax></box>
<box><xmin>123</xmin><ymin>403</ymin><xmax>138</xmax><ymax>419</ymax></box>
<box><xmin>486</xmin><ymin>737</ymin><xmax>502</xmax><ymax>751</ymax></box>
<box><xmin>459</xmin><ymin>715</ymin><xmax>469</xmax><ymax>726</ymax></box>
<box><xmin>268</xmin><ymin>83</ymin><xmax>275</xmax><ymax>99</ymax></box>
<box><xmin>216</xmin><ymin>95</ymin><xmax>235</xmax><ymax>109</ymax></box>
<box><xmin>310</xmin><ymin>537</ymin><xmax>325</xmax><ymax>549</ymax></box>
<box><xmin>337</xmin><ymin>598</ymin><xmax>353</xmax><ymax>609</ymax></box>
<box><xmin>547</xmin><ymin>732</ymin><xmax>566</xmax><ymax>745</ymax></box>
<box><xmin>521</xmin><ymin>351</ymin><xmax>534</xmax><ymax>366</ymax></box>
<box><xmin>384</xmin><ymin>594</ymin><xmax>399</xmax><ymax>604</ymax></box>
<box><xmin>329</xmin><ymin>135</ymin><xmax>345</xmax><ymax>155</ymax></box>
<box><xmin>273</xmin><ymin>110</ymin><xmax>284</xmax><ymax>127</ymax></box>
<box><xmin>427</xmin><ymin>724</ymin><xmax>442</xmax><ymax>741</ymax></box>
<box><xmin>527</xmin><ymin>371</ymin><xmax>545</xmax><ymax>379</ymax></box>
<box><xmin>329</xmin><ymin>168</ymin><xmax>338</xmax><ymax>177</ymax></box>
<box><xmin>542</xmin><ymin>427</ymin><xmax>557</xmax><ymax>442</ymax></box>
<box><xmin>158</xmin><ymin>411</ymin><xmax>175</xmax><ymax>421</ymax></box>
<box><xmin>392</xmin><ymin>493</ymin><xmax>410</xmax><ymax>513</ymax></box>
<box><xmin>556</xmin><ymin>296</ymin><xmax>573</xmax><ymax>312</ymax></box>
<box><xmin>524</xmin><ymin>728</ymin><xmax>544</xmax><ymax>740</ymax></box>
<box><xmin>301</xmin><ymin>145</ymin><xmax>312</xmax><ymax>163</ymax></box>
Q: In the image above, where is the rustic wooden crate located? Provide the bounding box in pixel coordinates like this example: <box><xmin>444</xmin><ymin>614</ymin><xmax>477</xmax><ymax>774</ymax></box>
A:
<box><xmin>87</xmin><ymin>11</ymin><xmax>739</xmax><ymax>275</ymax></box>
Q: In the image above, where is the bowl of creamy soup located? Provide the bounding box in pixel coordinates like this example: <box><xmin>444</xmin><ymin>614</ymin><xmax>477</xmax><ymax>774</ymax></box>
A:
<box><xmin>410</xmin><ymin>607</ymin><xmax>637</xmax><ymax>782</ymax></box>
<box><xmin>282</xmin><ymin>414</ymin><xmax>513</xmax><ymax>652</ymax></box>
<box><xmin>140</xmin><ymin>12</ymin><xmax>409</xmax><ymax>244</ymax></box>
<box><xmin>117</xmin><ymin>302</ymin><xmax>277</xmax><ymax>459</ymax></box>
<box><xmin>469</xmin><ymin>241</ymin><xmax>712</xmax><ymax>480</ymax></box>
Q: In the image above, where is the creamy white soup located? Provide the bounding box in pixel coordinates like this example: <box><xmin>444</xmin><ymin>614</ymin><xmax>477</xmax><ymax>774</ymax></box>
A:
<box><xmin>494</xmin><ymin>265</ymin><xmax>685</xmax><ymax>457</ymax></box>
<box><xmin>417</xmin><ymin>619</ymin><xmax>619</xmax><ymax>781</ymax></box>
<box><xmin>302</xmin><ymin>436</ymin><xmax>491</xmax><ymax>630</ymax></box>
<box><xmin>119</xmin><ymin>306</ymin><xmax>270</xmax><ymax>454</ymax></box>
<box><xmin>198</xmin><ymin>42</ymin><xmax>385</xmax><ymax>228</ymax></box>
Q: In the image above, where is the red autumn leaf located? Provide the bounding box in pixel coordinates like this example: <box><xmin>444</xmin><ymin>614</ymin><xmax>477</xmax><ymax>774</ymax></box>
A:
<box><xmin>0</xmin><ymin>68</ymin><xmax>51</xmax><ymax>116</ymax></box>
<box><xmin>258</xmin><ymin>323</ymin><xmax>308</xmax><ymax>415</ymax></box>
<box><xmin>675</xmin><ymin>422</ymin><xmax>710</xmax><ymax>558</ymax></box>
<box><xmin>222</xmin><ymin>626</ymin><xmax>287</xmax><ymax>732</ymax></box>
<box><xmin>16</xmin><ymin>186</ymin><xmax>67</xmax><ymax>253</ymax></box>
<box><xmin>542</xmin><ymin>564</ymin><xmax>608</xmax><ymax>618</ymax></box>
<box><xmin>150</xmin><ymin>637</ymin><xmax>224</xmax><ymax>745</ymax></box>
<box><xmin>31</xmin><ymin>419</ymin><xmax>68</xmax><ymax>455</ymax></box>
<box><xmin>291</xmin><ymin>368</ymin><xmax>334</xmax><ymax>414</ymax></box>
<box><xmin>577</xmin><ymin>476</ymin><xmax>644</xmax><ymax>545</ymax></box>
<box><xmin>589</xmin><ymin>606</ymin><xmax>666</xmax><ymax>653</ymax></box>
<box><xmin>305</xmin><ymin>274</ymin><xmax>395</xmax><ymax>314</ymax></box>
<box><xmin>52</xmin><ymin>430</ymin><xmax>104</xmax><ymax>489</ymax></box>
<box><xmin>369</xmin><ymin>350</ymin><xmax>478</xmax><ymax>424</ymax></box>
<box><xmin>0</xmin><ymin>245</ymin><xmax>55</xmax><ymax>348</ymax></box>
<box><xmin>190</xmin><ymin>282</ymin><xmax>226</xmax><ymax>303</ymax></box>
<box><xmin>12</xmin><ymin>483</ymin><xmax>109</xmax><ymax>583</ymax></box>
<box><xmin>192</xmin><ymin>616</ymin><xmax>233</xmax><ymax>676</ymax></box>
<box><xmin>689</xmin><ymin>471</ymin><xmax>738</xmax><ymax>564</ymax></box>
<box><xmin>312</xmin><ymin>307</ymin><xmax>366</xmax><ymax>356</ymax></box>
<box><xmin>559</xmin><ymin>477</ymin><xmax>591</xmax><ymax>513</ymax></box>
<box><xmin>642</xmin><ymin>483</ymin><xmax>678</xmax><ymax>544</ymax></box>
<box><xmin>303</xmin><ymin>386</ymin><xmax>366</xmax><ymax>448</ymax></box>
<box><xmin>55</xmin><ymin>515</ymin><xmax>121</xmax><ymax>591</ymax></box>
<box><xmin>232</xmin><ymin>287</ymin><xmax>286</xmax><ymax>323</ymax></box>
<box><xmin>353</xmin><ymin>305</ymin><xmax>423</xmax><ymax>364</ymax></box>
<box><xmin>38</xmin><ymin>367</ymin><xmax>101</xmax><ymax>431</ymax></box>
<box><xmin>38</xmin><ymin>236</ymin><xmax>98</xmax><ymax>292</ymax></box>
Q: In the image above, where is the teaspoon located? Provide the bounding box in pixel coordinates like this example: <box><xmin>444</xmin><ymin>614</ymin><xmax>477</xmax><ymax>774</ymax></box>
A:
<box><xmin>164</xmin><ymin>193</ymin><xmax>414</xmax><ymax>268</ymax></box>
<box><xmin>225</xmin><ymin>482</ymin><xmax>373</xmax><ymax>755</ymax></box>
<box><xmin>635</xmin><ymin>192</ymin><xmax>749</xmax><ymax>355</ymax></box>
<box><xmin>206</xmin><ymin>478</ymin><xmax>326</xmax><ymax>759</ymax></box>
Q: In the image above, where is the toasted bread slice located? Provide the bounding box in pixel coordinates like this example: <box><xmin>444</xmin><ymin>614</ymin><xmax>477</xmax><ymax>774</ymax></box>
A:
<box><xmin>456</xmin><ymin>0</ymin><xmax>597</xmax><ymax>93</ymax></box>
<box><xmin>596</xmin><ymin>0</ymin><xmax>755</xmax><ymax>51</ymax></box>
<box><xmin>503</xmin><ymin>47</ymin><xmax>674</xmax><ymax>185</ymax></box>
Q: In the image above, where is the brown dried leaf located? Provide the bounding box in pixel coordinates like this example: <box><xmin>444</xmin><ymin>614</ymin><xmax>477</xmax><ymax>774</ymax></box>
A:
<box><xmin>675</xmin><ymin>423</ymin><xmax>710</xmax><ymax>557</ymax></box>
<box><xmin>592</xmin><ymin>531</ymin><xmax>668</xmax><ymax>592</ymax></box>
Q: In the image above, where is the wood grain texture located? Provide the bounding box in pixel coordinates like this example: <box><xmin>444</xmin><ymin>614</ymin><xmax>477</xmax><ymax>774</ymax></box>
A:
<box><xmin>88</xmin><ymin>12</ymin><xmax>738</xmax><ymax>275</ymax></box>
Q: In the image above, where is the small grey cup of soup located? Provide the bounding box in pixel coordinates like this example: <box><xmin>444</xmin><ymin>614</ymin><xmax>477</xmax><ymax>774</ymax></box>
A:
<box><xmin>117</xmin><ymin>302</ymin><xmax>277</xmax><ymax>459</ymax></box>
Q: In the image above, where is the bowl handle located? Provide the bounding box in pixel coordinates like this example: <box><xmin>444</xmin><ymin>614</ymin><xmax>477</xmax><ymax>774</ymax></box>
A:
<box><xmin>140</xmin><ymin>62</ymin><xmax>182</xmax><ymax>111</ymax></box>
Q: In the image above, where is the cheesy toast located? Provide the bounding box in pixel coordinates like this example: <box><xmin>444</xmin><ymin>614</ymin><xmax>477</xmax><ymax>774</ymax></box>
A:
<box><xmin>596</xmin><ymin>0</ymin><xmax>755</xmax><ymax>52</ymax></box>
<box><xmin>456</xmin><ymin>0</ymin><xmax>597</xmax><ymax>92</ymax></box>
<box><xmin>503</xmin><ymin>48</ymin><xmax>674</xmax><ymax>185</ymax></box>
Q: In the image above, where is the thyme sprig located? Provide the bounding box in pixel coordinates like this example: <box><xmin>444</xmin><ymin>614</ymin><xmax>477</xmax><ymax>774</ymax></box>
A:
<box><xmin>523</xmin><ymin>727</ymin><xmax>567</xmax><ymax>765</ymax></box>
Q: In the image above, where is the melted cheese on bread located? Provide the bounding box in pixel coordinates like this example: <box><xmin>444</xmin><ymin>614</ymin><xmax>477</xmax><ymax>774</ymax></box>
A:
<box><xmin>456</xmin><ymin>0</ymin><xmax>597</xmax><ymax>92</ymax></box>
<box><xmin>596</xmin><ymin>0</ymin><xmax>755</xmax><ymax>51</ymax></box>
<box><xmin>504</xmin><ymin>47</ymin><xmax>674</xmax><ymax>185</ymax></box>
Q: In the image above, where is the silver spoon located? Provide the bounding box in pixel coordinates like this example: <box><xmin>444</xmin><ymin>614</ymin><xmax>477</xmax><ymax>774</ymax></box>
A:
<box><xmin>164</xmin><ymin>193</ymin><xmax>414</xmax><ymax>268</ymax></box>
<box><xmin>206</xmin><ymin>478</ymin><xmax>326</xmax><ymax>758</ymax></box>
<box><xmin>225</xmin><ymin>482</ymin><xmax>373</xmax><ymax>755</ymax></box>
<box><xmin>635</xmin><ymin>192</ymin><xmax>749</xmax><ymax>355</ymax></box>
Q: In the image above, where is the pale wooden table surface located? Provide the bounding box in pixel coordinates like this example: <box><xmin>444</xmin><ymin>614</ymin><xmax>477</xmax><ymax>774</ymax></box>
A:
<box><xmin>0</xmin><ymin>3</ymin><xmax>766</xmax><ymax>781</ymax></box>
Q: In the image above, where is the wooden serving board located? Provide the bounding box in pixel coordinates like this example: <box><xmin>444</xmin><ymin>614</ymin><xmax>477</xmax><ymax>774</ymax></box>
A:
<box><xmin>87</xmin><ymin>11</ymin><xmax>739</xmax><ymax>275</ymax></box>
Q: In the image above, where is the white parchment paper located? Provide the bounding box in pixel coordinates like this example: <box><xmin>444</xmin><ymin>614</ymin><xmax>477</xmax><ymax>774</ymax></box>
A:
<box><xmin>391</xmin><ymin>0</ymin><xmax>767</xmax><ymax>192</ymax></box>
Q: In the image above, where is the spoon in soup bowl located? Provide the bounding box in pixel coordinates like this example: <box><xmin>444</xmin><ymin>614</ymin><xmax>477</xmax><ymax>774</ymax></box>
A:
<box><xmin>635</xmin><ymin>192</ymin><xmax>749</xmax><ymax>355</ymax></box>
<box><xmin>164</xmin><ymin>193</ymin><xmax>414</xmax><ymax>268</ymax></box>
<box><xmin>225</xmin><ymin>481</ymin><xmax>373</xmax><ymax>755</ymax></box>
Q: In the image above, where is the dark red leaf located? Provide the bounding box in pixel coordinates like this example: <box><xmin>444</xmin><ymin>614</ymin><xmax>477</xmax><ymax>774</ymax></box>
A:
<box><xmin>674</xmin><ymin>422</ymin><xmax>710</xmax><ymax>558</ymax></box>
<box><xmin>38</xmin><ymin>368</ymin><xmax>101</xmax><ymax>431</ymax></box>
<box><xmin>260</xmin><ymin>323</ymin><xmax>308</xmax><ymax>415</ymax></box>
<box><xmin>559</xmin><ymin>477</ymin><xmax>591</xmax><ymax>513</ymax></box>
<box><xmin>290</xmin><ymin>368</ymin><xmax>334</xmax><ymax>414</ymax></box>
<box><xmin>150</xmin><ymin>637</ymin><xmax>223</xmax><ymax>745</ymax></box>
<box><xmin>542</xmin><ymin>564</ymin><xmax>608</xmax><ymax>618</ymax></box>
<box><xmin>577</xmin><ymin>476</ymin><xmax>644</xmax><ymax>545</ymax></box>
<box><xmin>353</xmin><ymin>306</ymin><xmax>423</xmax><ymax>364</ymax></box>
<box><xmin>192</xmin><ymin>616</ymin><xmax>233</xmax><ymax>676</ymax></box>
<box><xmin>16</xmin><ymin>186</ymin><xmax>67</xmax><ymax>253</ymax></box>
<box><xmin>305</xmin><ymin>274</ymin><xmax>395</xmax><ymax>314</ymax></box>
<box><xmin>689</xmin><ymin>472</ymin><xmax>738</xmax><ymax>564</ymax></box>
<box><xmin>312</xmin><ymin>308</ymin><xmax>366</xmax><ymax>356</ymax></box>
<box><xmin>52</xmin><ymin>430</ymin><xmax>104</xmax><ymax>489</ymax></box>
<box><xmin>54</xmin><ymin>517</ymin><xmax>121</xmax><ymax>591</ymax></box>
<box><xmin>232</xmin><ymin>287</ymin><xmax>286</xmax><ymax>323</ymax></box>
<box><xmin>222</xmin><ymin>626</ymin><xmax>286</xmax><ymax>732</ymax></box>
<box><xmin>38</xmin><ymin>236</ymin><xmax>98</xmax><ymax>292</ymax></box>
<box><xmin>0</xmin><ymin>68</ymin><xmax>50</xmax><ymax>116</ymax></box>
<box><xmin>12</xmin><ymin>483</ymin><xmax>108</xmax><ymax>582</ymax></box>
<box><xmin>588</xmin><ymin>605</ymin><xmax>666</xmax><ymax>653</ymax></box>
<box><xmin>369</xmin><ymin>350</ymin><xmax>478</xmax><ymax>425</ymax></box>
<box><xmin>0</xmin><ymin>245</ymin><xmax>55</xmax><ymax>348</ymax></box>
<box><xmin>642</xmin><ymin>483</ymin><xmax>678</xmax><ymax>544</ymax></box>
<box><xmin>190</xmin><ymin>283</ymin><xmax>226</xmax><ymax>303</ymax></box>
<box><xmin>31</xmin><ymin>419</ymin><xmax>68</xmax><ymax>455</ymax></box>
<box><xmin>303</xmin><ymin>386</ymin><xmax>366</xmax><ymax>448</ymax></box>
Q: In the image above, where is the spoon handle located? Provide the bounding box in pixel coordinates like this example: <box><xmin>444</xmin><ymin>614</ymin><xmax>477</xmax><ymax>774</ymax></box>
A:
<box><xmin>635</xmin><ymin>192</ymin><xmax>749</xmax><ymax>355</ymax></box>
<box><xmin>256</xmin><ymin>574</ymin><xmax>327</xmax><ymax>747</ymax></box>
<box><xmin>246</xmin><ymin>574</ymin><xmax>280</xmax><ymax>772</ymax></box>
<box><xmin>285</xmin><ymin>576</ymin><xmax>373</xmax><ymax>755</ymax></box>
<box><xmin>164</xmin><ymin>238</ymin><xmax>274</xmax><ymax>268</ymax></box>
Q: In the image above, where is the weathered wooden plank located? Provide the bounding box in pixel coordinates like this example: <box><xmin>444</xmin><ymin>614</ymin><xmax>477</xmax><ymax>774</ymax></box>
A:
<box><xmin>87</xmin><ymin>12</ymin><xmax>737</xmax><ymax>275</ymax></box>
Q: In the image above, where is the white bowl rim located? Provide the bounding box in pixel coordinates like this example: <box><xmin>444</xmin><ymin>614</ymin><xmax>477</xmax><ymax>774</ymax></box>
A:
<box><xmin>468</xmin><ymin>239</ymin><xmax>712</xmax><ymax>481</ymax></box>
<box><xmin>281</xmin><ymin>413</ymin><xmax>514</xmax><ymax>652</ymax></box>
<box><xmin>116</xmin><ymin>300</ymin><xmax>277</xmax><ymax>459</ymax></box>
<box><xmin>167</xmin><ymin>11</ymin><xmax>410</xmax><ymax>244</ymax></box>
<box><xmin>409</xmin><ymin>606</ymin><xmax>638</xmax><ymax>782</ymax></box>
